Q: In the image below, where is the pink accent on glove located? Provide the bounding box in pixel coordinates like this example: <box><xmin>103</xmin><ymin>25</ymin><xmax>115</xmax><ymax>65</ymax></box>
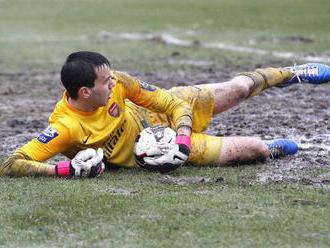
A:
<box><xmin>57</xmin><ymin>161</ymin><xmax>71</xmax><ymax>177</ymax></box>
<box><xmin>175</xmin><ymin>135</ymin><xmax>192</xmax><ymax>150</ymax></box>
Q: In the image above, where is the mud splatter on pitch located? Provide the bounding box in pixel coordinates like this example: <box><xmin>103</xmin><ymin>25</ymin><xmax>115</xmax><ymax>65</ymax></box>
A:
<box><xmin>158</xmin><ymin>175</ymin><xmax>211</xmax><ymax>185</ymax></box>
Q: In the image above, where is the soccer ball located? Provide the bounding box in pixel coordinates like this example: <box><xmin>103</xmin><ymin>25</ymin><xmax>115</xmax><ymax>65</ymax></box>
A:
<box><xmin>134</xmin><ymin>125</ymin><xmax>176</xmax><ymax>168</ymax></box>
<box><xmin>135</xmin><ymin>125</ymin><xmax>176</xmax><ymax>157</ymax></box>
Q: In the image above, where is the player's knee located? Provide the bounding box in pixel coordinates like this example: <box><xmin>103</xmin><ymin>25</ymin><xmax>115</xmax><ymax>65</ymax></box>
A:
<box><xmin>229</xmin><ymin>76</ymin><xmax>253</xmax><ymax>99</ymax></box>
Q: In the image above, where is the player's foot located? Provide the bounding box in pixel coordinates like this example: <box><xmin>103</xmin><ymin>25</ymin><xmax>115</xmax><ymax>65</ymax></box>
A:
<box><xmin>285</xmin><ymin>63</ymin><xmax>330</xmax><ymax>85</ymax></box>
<box><xmin>267</xmin><ymin>139</ymin><xmax>298</xmax><ymax>159</ymax></box>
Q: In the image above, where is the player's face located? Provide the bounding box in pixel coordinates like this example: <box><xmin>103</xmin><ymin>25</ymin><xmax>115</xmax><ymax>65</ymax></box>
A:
<box><xmin>90</xmin><ymin>64</ymin><xmax>114</xmax><ymax>107</ymax></box>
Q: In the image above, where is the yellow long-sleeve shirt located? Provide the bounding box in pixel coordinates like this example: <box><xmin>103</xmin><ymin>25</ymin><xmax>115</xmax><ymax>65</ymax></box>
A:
<box><xmin>0</xmin><ymin>71</ymin><xmax>193</xmax><ymax>176</ymax></box>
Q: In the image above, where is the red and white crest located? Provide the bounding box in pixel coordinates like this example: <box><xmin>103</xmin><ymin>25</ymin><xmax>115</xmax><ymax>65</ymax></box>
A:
<box><xmin>108</xmin><ymin>102</ymin><xmax>120</xmax><ymax>117</ymax></box>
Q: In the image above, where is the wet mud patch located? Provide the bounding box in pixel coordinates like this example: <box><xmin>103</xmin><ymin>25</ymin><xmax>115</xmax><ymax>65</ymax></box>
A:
<box><xmin>248</xmin><ymin>35</ymin><xmax>315</xmax><ymax>46</ymax></box>
<box><xmin>158</xmin><ymin>175</ymin><xmax>211</xmax><ymax>185</ymax></box>
<box><xmin>291</xmin><ymin>199</ymin><xmax>327</xmax><ymax>207</ymax></box>
<box><xmin>0</xmin><ymin>64</ymin><xmax>329</xmax><ymax>185</ymax></box>
<box><xmin>102</xmin><ymin>187</ymin><xmax>139</xmax><ymax>196</ymax></box>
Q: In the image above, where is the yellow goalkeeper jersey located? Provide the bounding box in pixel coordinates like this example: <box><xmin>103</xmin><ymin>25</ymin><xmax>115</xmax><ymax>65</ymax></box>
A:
<box><xmin>18</xmin><ymin>71</ymin><xmax>192</xmax><ymax>168</ymax></box>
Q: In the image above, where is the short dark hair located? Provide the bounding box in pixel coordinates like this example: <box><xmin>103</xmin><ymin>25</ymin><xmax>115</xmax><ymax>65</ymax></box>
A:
<box><xmin>61</xmin><ymin>51</ymin><xmax>111</xmax><ymax>99</ymax></box>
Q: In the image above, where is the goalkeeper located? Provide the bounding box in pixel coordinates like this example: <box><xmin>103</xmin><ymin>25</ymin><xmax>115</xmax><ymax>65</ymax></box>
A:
<box><xmin>1</xmin><ymin>51</ymin><xmax>330</xmax><ymax>177</ymax></box>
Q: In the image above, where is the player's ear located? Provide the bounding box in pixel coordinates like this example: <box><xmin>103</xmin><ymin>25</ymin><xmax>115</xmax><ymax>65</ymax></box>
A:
<box><xmin>78</xmin><ymin>87</ymin><xmax>92</xmax><ymax>99</ymax></box>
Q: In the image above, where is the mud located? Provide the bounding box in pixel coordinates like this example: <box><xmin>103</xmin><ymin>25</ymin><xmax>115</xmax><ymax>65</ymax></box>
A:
<box><xmin>105</xmin><ymin>188</ymin><xmax>139</xmax><ymax>196</ymax></box>
<box><xmin>158</xmin><ymin>176</ymin><xmax>211</xmax><ymax>185</ymax></box>
<box><xmin>0</xmin><ymin>63</ymin><xmax>329</xmax><ymax>185</ymax></box>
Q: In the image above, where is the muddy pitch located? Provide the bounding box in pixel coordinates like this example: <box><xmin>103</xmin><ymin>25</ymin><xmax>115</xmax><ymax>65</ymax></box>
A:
<box><xmin>0</xmin><ymin>64</ymin><xmax>329</xmax><ymax>184</ymax></box>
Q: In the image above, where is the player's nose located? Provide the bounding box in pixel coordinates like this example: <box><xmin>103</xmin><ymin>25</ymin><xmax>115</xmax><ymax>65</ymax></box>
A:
<box><xmin>108</xmin><ymin>78</ymin><xmax>114</xmax><ymax>89</ymax></box>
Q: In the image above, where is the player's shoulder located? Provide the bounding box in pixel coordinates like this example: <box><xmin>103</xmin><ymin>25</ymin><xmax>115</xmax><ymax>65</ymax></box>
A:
<box><xmin>111</xmin><ymin>70</ymin><xmax>137</xmax><ymax>88</ymax></box>
<box><xmin>49</xmin><ymin>94</ymin><xmax>83</xmax><ymax>128</ymax></box>
<box><xmin>48</xmin><ymin>104</ymin><xmax>79</xmax><ymax>139</ymax></box>
<box><xmin>111</xmin><ymin>70</ymin><xmax>159</xmax><ymax>94</ymax></box>
<box><xmin>111</xmin><ymin>70</ymin><xmax>131</xmax><ymax>79</ymax></box>
<box><xmin>49</xmin><ymin>106</ymin><xmax>75</xmax><ymax>128</ymax></box>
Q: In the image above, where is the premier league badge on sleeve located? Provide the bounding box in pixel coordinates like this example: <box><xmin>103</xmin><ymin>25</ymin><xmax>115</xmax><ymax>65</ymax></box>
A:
<box><xmin>37</xmin><ymin>126</ymin><xmax>59</xmax><ymax>144</ymax></box>
<box><xmin>140</xmin><ymin>81</ymin><xmax>157</xmax><ymax>91</ymax></box>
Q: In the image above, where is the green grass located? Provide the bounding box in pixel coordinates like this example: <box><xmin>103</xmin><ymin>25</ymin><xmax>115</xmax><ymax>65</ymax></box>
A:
<box><xmin>1</xmin><ymin>0</ymin><xmax>330</xmax><ymax>70</ymax></box>
<box><xmin>0</xmin><ymin>167</ymin><xmax>329</xmax><ymax>248</ymax></box>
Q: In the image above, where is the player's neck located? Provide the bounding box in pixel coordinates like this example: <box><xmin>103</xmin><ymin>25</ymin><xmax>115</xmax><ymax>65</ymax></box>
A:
<box><xmin>68</xmin><ymin>97</ymin><xmax>98</xmax><ymax>112</ymax></box>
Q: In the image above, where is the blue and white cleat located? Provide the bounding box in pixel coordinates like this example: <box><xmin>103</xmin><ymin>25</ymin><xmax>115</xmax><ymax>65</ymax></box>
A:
<box><xmin>267</xmin><ymin>139</ymin><xmax>299</xmax><ymax>159</ymax></box>
<box><xmin>286</xmin><ymin>63</ymin><xmax>330</xmax><ymax>85</ymax></box>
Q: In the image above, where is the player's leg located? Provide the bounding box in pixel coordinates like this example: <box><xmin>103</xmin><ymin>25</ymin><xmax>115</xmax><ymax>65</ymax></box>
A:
<box><xmin>164</xmin><ymin>62</ymin><xmax>330</xmax><ymax>132</ymax></box>
<box><xmin>216</xmin><ymin>137</ymin><xmax>298</xmax><ymax>165</ymax></box>
<box><xmin>196</xmin><ymin>75</ymin><xmax>254</xmax><ymax>115</ymax></box>
<box><xmin>197</xmin><ymin>63</ymin><xmax>330</xmax><ymax>116</ymax></box>
<box><xmin>217</xmin><ymin>136</ymin><xmax>269</xmax><ymax>165</ymax></box>
<box><xmin>189</xmin><ymin>133</ymin><xmax>298</xmax><ymax>166</ymax></box>
<box><xmin>165</xmin><ymin>68</ymin><xmax>291</xmax><ymax>133</ymax></box>
<box><xmin>196</xmin><ymin>68</ymin><xmax>293</xmax><ymax>115</ymax></box>
<box><xmin>189</xmin><ymin>134</ymin><xmax>269</xmax><ymax>166</ymax></box>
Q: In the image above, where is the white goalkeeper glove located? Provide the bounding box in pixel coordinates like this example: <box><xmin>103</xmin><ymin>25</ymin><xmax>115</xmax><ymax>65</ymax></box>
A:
<box><xmin>142</xmin><ymin>135</ymin><xmax>192</xmax><ymax>173</ymax></box>
<box><xmin>56</xmin><ymin>148</ymin><xmax>105</xmax><ymax>178</ymax></box>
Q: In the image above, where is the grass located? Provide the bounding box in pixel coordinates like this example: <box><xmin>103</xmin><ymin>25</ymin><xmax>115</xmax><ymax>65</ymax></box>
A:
<box><xmin>1</xmin><ymin>0</ymin><xmax>330</xmax><ymax>70</ymax></box>
<box><xmin>0</xmin><ymin>167</ymin><xmax>329</xmax><ymax>247</ymax></box>
<box><xmin>0</xmin><ymin>0</ymin><xmax>330</xmax><ymax>247</ymax></box>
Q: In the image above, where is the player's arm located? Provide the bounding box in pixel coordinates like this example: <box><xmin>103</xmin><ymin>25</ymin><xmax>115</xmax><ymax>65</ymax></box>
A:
<box><xmin>0</xmin><ymin>124</ymin><xmax>67</xmax><ymax>177</ymax></box>
<box><xmin>0</xmin><ymin>150</ymin><xmax>55</xmax><ymax>177</ymax></box>
<box><xmin>0</xmin><ymin>124</ymin><xmax>104</xmax><ymax>178</ymax></box>
<box><xmin>111</xmin><ymin>71</ymin><xmax>193</xmax><ymax>132</ymax></box>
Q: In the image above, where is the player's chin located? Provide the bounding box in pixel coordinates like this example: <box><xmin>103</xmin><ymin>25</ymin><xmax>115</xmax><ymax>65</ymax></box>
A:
<box><xmin>103</xmin><ymin>96</ymin><xmax>111</xmax><ymax>105</ymax></box>
<box><xmin>98</xmin><ymin>100</ymin><xmax>108</xmax><ymax>107</ymax></box>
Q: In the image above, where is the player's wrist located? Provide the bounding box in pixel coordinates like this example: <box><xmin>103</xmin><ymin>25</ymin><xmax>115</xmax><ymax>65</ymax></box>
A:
<box><xmin>48</xmin><ymin>165</ymin><xmax>57</xmax><ymax>176</ymax></box>
<box><xmin>55</xmin><ymin>161</ymin><xmax>74</xmax><ymax>177</ymax></box>
<box><xmin>175</xmin><ymin>135</ymin><xmax>192</xmax><ymax>151</ymax></box>
<box><xmin>176</xmin><ymin>125</ymin><xmax>192</xmax><ymax>152</ymax></box>
<box><xmin>176</xmin><ymin>125</ymin><xmax>192</xmax><ymax>137</ymax></box>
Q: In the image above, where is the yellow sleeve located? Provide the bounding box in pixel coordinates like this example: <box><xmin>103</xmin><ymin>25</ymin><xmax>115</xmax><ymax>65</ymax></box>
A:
<box><xmin>0</xmin><ymin>122</ymin><xmax>71</xmax><ymax>177</ymax></box>
<box><xmin>0</xmin><ymin>151</ymin><xmax>53</xmax><ymax>177</ymax></box>
<box><xmin>111</xmin><ymin>71</ymin><xmax>193</xmax><ymax>129</ymax></box>
<box><xmin>20</xmin><ymin>122</ymin><xmax>71</xmax><ymax>162</ymax></box>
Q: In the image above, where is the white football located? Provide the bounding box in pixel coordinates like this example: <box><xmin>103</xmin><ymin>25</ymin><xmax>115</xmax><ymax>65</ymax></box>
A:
<box><xmin>135</xmin><ymin>125</ymin><xmax>176</xmax><ymax>158</ymax></box>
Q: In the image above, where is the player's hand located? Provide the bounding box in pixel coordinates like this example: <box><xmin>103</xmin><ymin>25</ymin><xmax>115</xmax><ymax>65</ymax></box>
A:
<box><xmin>56</xmin><ymin>148</ymin><xmax>105</xmax><ymax>178</ymax></box>
<box><xmin>143</xmin><ymin>135</ymin><xmax>191</xmax><ymax>173</ymax></box>
<box><xmin>71</xmin><ymin>148</ymin><xmax>105</xmax><ymax>177</ymax></box>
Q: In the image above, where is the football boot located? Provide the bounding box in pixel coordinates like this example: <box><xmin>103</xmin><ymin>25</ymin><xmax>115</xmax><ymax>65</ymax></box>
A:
<box><xmin>267</xmin><ymin>139</ymin><xmax>298</xmax><ymax>159</ymax></box>
<box><xmin>286</xmin><ymin>63</ymin><xmax>330</xmax><ymax>85</ymax></box>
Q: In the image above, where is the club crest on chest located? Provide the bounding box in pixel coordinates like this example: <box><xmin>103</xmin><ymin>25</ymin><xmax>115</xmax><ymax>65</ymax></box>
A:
<box><xmin>108</xmin><ymin>102</ymin><xmax>120</xmax><ymax>117</ymax></box>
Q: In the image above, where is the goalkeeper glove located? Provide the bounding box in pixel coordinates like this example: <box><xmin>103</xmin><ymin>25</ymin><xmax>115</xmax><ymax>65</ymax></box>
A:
<box><xmin>55</xmin><ymin>148</ymin><xmax>105</xmax><ymax>178</ymax></box>
<box><xmin>143</xmin><ymin>135</ymin><xmax>191</xmax><ymax>173</ymax></box>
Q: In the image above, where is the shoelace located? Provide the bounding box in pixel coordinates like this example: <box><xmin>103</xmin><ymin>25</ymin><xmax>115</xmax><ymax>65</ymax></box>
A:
<box><xmin>268</xmin><ymin>146</ymin><xmax>284</xmax><ymax>159</ymax></box>
<box><xmin>289</xmin><ymin>63</ymin><xmax>319</xmax><ymax>83</ymax></box>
